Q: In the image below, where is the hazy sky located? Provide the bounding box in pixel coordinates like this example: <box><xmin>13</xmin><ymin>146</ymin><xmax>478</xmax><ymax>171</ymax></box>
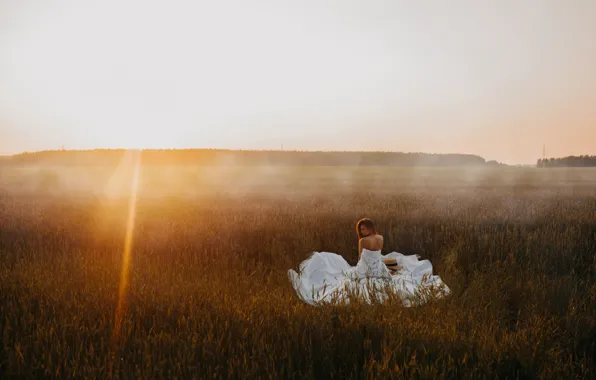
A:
<box><xmin>1</xmin><ymin>0</ymin><xmax>595</xmax><ymax>164</ymax></box>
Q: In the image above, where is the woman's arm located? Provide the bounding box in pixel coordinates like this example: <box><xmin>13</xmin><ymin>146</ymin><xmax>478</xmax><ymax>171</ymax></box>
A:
<box><xmin>358</xmin><ymin>238</ymin><xmax>363</xmax><ymax>260</ymax></box>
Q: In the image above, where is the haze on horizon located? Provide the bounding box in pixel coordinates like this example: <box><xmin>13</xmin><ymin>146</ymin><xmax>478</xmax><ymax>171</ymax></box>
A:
<box><xmin>1</xmin><ymin>0</ymin><xmax>595</xmax><ymax>165</ymax></box>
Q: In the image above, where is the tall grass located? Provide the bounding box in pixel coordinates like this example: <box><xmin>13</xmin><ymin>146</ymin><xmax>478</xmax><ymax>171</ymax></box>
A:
<box><xmin>1</xmin><ymin>172</ymin><xmax>595</xmax><ymax>378</ymax></box>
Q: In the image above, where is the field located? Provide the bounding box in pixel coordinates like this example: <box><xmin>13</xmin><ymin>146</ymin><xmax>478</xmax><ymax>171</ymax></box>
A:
<box><xmin>1</xmin><ymin>162</ymin><xmax>596</xmax><ymax>378</ymax></box>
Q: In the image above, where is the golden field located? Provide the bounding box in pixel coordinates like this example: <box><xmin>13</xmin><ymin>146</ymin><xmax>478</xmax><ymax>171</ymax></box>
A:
<box><xmin>1</xmin><ymin>163</ymin><xmax>595</xmax><ymax>378</ymax></box>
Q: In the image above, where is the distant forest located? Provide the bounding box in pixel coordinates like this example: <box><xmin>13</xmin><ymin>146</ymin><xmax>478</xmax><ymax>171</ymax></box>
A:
<box><xmin>537</xmin><ymin>155</ymin><xmax>596</xmax><ymax>168</ymax></box>
<box><xmin>2</xmin><ymin>149</ymin><xmax>490</xmax><ymax>167</ymax></box>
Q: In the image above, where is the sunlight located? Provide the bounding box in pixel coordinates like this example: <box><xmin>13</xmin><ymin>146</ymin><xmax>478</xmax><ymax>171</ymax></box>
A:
<box><xmin>109</xmin><ymin>149</ymin><xmax>141</xmax><ymax>369</ymax></box>
<box><xmin>0</xmin><ymin>1</ymin><xmax>400</xmax><ymax>152</ymax></box>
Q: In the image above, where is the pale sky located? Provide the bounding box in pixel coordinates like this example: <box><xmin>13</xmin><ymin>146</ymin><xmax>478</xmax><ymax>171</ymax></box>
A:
<box><xmin>1</xmin><ymin>0</ymin><xmax>595</xmax><ymax>164</ymax></box>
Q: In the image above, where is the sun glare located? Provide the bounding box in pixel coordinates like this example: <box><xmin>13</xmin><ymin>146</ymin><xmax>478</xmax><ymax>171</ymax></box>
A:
<box><xmin>0</xmin><ymin>1</ymin><xmax>402</xmax><ymax>153</ymax></box>
<box><xmin>109</xmin><ymin>149</ymin><xmax>141</xmax><ymax>371</ymax></box>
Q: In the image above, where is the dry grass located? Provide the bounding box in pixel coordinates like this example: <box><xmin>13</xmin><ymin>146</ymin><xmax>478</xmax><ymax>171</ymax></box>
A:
<box><xmin>1</xmin><ymin>165</ymin><xmax>595</xmax><ymax>378</ymax></box>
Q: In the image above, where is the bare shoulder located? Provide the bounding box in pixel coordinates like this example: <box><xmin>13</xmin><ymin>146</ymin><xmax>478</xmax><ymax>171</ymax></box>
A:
<box><xmin>360</xmin><ymin>235</ymin><xmax>373</xmax><ymax>242</ymax></box>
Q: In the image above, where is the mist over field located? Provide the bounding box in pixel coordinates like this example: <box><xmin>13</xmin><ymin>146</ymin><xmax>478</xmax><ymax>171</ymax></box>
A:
<box><xmin>1</xmin><ymin>149</ymin><xmax>594</xmax><ymax>199</ymax></box>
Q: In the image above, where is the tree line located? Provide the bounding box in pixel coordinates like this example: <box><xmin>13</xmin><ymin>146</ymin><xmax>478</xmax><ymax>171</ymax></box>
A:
<box><xmin>3</xmin><ymin>149</ymin><xmax>489</xmax><ymax>167</ymax></box>
<box><xmin>537</xmin><ymin>155</ymin><xmax>596</xmax><ymax>168</ymax></box>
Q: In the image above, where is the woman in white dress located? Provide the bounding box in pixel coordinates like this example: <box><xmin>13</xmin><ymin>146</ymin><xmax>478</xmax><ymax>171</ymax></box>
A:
<box><xmin>288</xmin><ymin>218</ymin><xmax>450</xmax><ymax>306</ymax></box>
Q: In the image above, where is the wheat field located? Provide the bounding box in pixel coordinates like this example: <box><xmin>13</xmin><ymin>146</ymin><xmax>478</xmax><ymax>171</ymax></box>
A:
<box><xmin>1</xmin><ymin>164</ymin><xmax>595</xmax><ymax>378</ymax></box>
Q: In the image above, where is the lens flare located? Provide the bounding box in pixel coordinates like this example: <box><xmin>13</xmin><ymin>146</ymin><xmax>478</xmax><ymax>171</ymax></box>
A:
<box><xmin>109</xmin><ymin>149</ymin><xmax>141</xmax><ymax>371</ymax></box>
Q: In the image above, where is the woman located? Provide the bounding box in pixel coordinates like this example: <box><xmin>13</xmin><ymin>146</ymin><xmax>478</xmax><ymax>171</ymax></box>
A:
<box><xmin>356</xmin><ymin>218</ymin><xmax>383</xmax><ymax>259</ymax></box>
<box><xmin>288</xmin><ymin>218</ymin><xmax>450</xmax><ymax>306</ymax></box>
<box><xmin>352</xmin><ymin>218</ymin><xmax>391</xmax><ymax>279</ymax></box>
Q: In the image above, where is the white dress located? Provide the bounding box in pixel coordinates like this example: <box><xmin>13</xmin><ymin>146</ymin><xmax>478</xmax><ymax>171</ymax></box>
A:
<box><xmin>288</xmin><ymin>248</ymin><xmax>450</xmax><ymax>306</ymax></box>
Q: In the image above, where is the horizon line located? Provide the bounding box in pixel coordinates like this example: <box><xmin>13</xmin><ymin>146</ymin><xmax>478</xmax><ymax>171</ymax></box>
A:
<box><xmin>3</xmin><ymin>147</ymin><xmax>494</xmax><ymax>158</ymax></box>
<box><xmin>3</xmin><ymin>148</ymin><xmax>591</xmax><ymax>165</ymax></box>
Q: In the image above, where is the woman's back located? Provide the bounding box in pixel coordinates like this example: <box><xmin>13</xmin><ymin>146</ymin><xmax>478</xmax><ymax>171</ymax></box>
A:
<box><xmin>361</xmin><ymin>234</ymin><xmax>384</xmax><ymax>251</ymax></box>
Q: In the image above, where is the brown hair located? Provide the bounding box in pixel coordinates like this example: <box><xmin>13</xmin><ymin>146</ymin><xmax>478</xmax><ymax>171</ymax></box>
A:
<box><xmin>356</xmin><ymin>218</ymin><xmax>377</xmax><ymax>239</ymax></box>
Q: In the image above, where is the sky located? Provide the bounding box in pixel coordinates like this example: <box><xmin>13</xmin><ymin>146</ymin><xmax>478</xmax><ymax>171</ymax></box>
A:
<box><xmin>1</xmin><ymin>0</ymin><xmax>595</xmax><ymax>164</ymax></box>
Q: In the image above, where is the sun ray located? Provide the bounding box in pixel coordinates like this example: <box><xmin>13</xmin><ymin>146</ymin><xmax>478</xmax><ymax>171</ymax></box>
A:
<box><xmin>109</xmin><ymin>149</ymin><xmax>142</xmax><ymax>373</ymax></box>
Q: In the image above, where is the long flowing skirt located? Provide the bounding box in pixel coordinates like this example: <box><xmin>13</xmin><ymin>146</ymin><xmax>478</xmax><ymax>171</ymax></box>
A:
<box><xmin>288</xmin><ymin>251</ymin><xmax>450</xmax><ymax>306</ymax></box>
